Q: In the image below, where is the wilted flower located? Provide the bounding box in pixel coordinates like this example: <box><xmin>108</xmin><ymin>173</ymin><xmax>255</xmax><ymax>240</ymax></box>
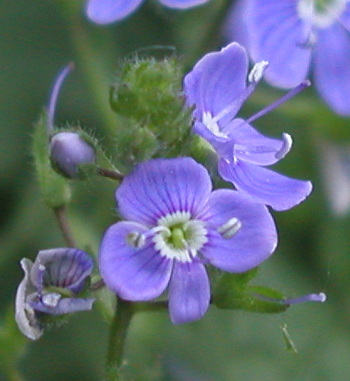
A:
<box><xmin>15</xmin><ymin>248</ymin><xmax>94</xmax><ymax>340</ymax></box>
<box><xmin>184</xmin><ymin>42</ymin><xmax>312</xmax><ymax>211</ymax></box>
<box><xmin>226</xmin><ymin>0</ymin><xmax>350</xmax><ymax>115</ymax></box>
<box><xmin>99</xmin><ymin>157</ymin><xmax>277</xmax><ymax>324</ymax></box>
<box><xmin>47</xmin><ymin>63</ymin><xmax>96</xmax><ymax>179</ymax></box>
<box><xmin>86</xmin><ymin>0</ymin><xmax>211</xmax><ymax>24</ymax></box>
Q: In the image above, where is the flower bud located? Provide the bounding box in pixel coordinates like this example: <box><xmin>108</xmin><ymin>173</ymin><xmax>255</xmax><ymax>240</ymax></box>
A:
<box><xmin>50</xmin><ymin>131</ymin><xmax>96</xmax><ymax>179</ymax></box>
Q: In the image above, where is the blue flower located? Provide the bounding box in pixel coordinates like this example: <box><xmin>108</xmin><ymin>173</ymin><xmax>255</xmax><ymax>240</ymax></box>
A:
<box><xmin>86</xmin><ymin>0</ymin><xmax>211</xmax><ymax>24</ymax></box>
<box><xmin>226</xmin><ymin>0</ymin><xmax>350</xmax><ymax>115</ymax></box>
<box><xmin>15</xmin><ymin>248</ymin><xmax>95</xmax><ymax>340</ymax></box>
<box><xmin>184</xmin><ymin>42</ymin><xmax>312</xmax><ymax>211</ymax></box>
<box><xmin>99</xmin><ymin>157</ymin><xmax>277</xmax><ymax>324</ymax></box>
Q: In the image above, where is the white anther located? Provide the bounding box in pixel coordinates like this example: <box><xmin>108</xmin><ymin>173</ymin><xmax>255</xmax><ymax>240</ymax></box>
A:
<box><xmin>248</xmin><ymin>61</ymin><xmax>269</xmax><ymax>83</ymax></box>
<box><xmin>42</xmin><ymin>292</ymin><xmax>61</xmax><ymax>308</ymax></box>
<box><xmin>126</xmin><ymin>232</ymin><xmax>146</xmax><ymax>248</ymax></box>
<box><xmin>275</xmin><ymin>133</ymin><xmax>293</xmax><ymax>160</ymax></box>
<box><xmin>218</xmin><ymin>217</ymin><xmax>242</xmax><ymax>239</ymax></box>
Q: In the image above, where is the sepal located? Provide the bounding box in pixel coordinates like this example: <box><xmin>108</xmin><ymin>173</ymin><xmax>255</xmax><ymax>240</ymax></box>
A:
<box><xmin>32</xmin><ymin>113</ymin><xmax>71</xmax><ymax>208</ymax></box>
<box><xmin>212</xmin><ymin>270</ymin><xmax>287</xmax><ymax>313</ymax></box>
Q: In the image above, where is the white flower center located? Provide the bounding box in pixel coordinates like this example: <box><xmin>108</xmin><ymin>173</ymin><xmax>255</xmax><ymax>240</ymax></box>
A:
<box><xmin>298</xmin><ymin>0</ymin><xmax>348</xmax><ymax>28</ymax></box>
<box><xmin>153</xmin><ymin>211</ymin><xmax>208</xmax><ymax>263</ymax></box>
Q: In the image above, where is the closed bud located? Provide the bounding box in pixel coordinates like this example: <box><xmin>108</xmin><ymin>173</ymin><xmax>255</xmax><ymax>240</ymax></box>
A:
<box><xmin>50</xmin><ymin>131</ymin><xmax>96</xmax><ymax>179</ymax></box>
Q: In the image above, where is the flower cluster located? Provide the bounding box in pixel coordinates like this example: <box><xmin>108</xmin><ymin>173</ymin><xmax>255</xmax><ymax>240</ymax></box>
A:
<box><xmin>226</xmin><ymin>0</ymin><xmax>350</xmax><ymax>115</ymax></box>
<box><xmin>21</xmin><ymin>15</ymin><xmax>326</xmax><ymax>335</ymax></box>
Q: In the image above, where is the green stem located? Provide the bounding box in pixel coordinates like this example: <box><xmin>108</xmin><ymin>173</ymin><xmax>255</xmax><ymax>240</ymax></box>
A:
<box><xmin>53</xmin><ymin>206</ymin><xmax>77</xmax><ymax>247</ymax></box>
<box><xmin>106</xmin><ymin>298</ymin><xmax>134</xmax><ymax>381</ymax></box>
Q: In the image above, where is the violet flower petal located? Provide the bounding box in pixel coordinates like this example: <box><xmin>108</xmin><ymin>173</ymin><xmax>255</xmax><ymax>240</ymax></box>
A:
<box><xmin>340</xmin><ymin>3</ymin><xmax>350</xmax><ymax>27</ymax></box>
<box><xmin>169</xmin><ymin>261</ymin><xmax>210</xmax><ymax>324</ymax></box>
<box><xmin>31</xmin><ymin>297</ymin><xmax>95</xmax><ymax>315</ymax></box>
<box><xmin>86</xmin><ymin>0</ymin><xmax>143</xmax><ymax>24</ymax></box>
<box><xmin>184</xmin><ymin>42</ymin><xmax>250</xmax><ymax>125</ymax></box>
<box><xmin>223</xmin><ymin>0</ymin><xmax>252</xmax><ymax>50</ymax></box>
<box><xmin>314</xmin><ymin>23</ymin><xmax>350</xmax><ymax>116</ymax></box>
<box><xmin>218</xmin><ymin>159</ymin><xmax>312</xmax><ymax>211</ymax></box>
<box><xmin>99</xmin><ymin>221</ymin><xmax>173</xmax><ymax>301</ymax></box>
<box><xmin>159</xmin><ymin>0</ymin><xmax>210</xmax><ymax>9</ymax></box>
<box><xmin>117</xmin><ymin>158</ymin><xmax>212</xmax><ymax>225</ymax></box>
<box><xmin>15</xmin><ymin>259</ymin><xmax>44</xmax><ymax>340</ymax></box>
<box><xmin>242</xmin><ymin>0</ymin><xmax>312</xmax><ymax>88</ymax></box>
<box><xmin>231</xmin><ymin>119</ymin><xmax>292</xmax><ymax>166</ymax></box>
<box><xmin>32</xmin><ymin>248</ymin><xmax>94</xmax><ymax>294</ymax></box>
<box><xmin>200</xmin><ymin>189</ymin><xmax>277</xmax><ymax>272</ymax></box>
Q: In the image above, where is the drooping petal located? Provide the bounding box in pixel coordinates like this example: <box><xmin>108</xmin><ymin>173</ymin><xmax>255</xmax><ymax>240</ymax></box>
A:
<box><xmin>30</xmin><ymin>297</ymin><xmax>95</xmax><ymax>315</ymax></box>
<box><xmin>200</xmin><ymin>189</ymin><xmax>277</xmax><ymax>272</ymax></box>
<box><xmin>15</xmin><ymin>259</ymin><xmax>44</xmax><ymax>340</ymax></box>
<box><xmin>159</xmin><ymin>0</ymin><xmax>210</xmax><ymax>9</ymax></box>
<box><xmin>117</xmin><ymin>158</ymin><xmax>212</xmax><ymax>225</ymax></box>
<box><xmin>218</xmin><ymin>160</ymin><xmax>312</xmax><ymax>211</ymax></box>
<box><xmin>168</xmin><ymin>261</ymin><xmax>210</xmax><ymax>324</ymax></box>
<box><xmin>86</xmin><ymin>0</ymin><xmax>143</xmax><ymax>24</ymax></box>
<box><xmin>47</xmin><ymin>63</ymin><xmax>74</xmax><ymax>134</ymax></box>
<box><xmin>314</xmin><ymin>22</ymin><xmax>350</xmax><ymax>115</ymax></box>
<box><xmin>231</xmin><ymin>119</ymin><xmax>292</xmax><ymax>165</ymax></box>
<box><xmin>99</xmin><ymin>221</ymin><xmax>173</xmax><ymax>301</ymax></box>
<box><xmin>32</xmin><ymin>248</ymin><xmax>94</xmax><ymax>294</ymax></box>
<box><xmin>183</xmin><ymin>42</ymin><xmax>250</xmax><ymax>124</ymax></box>
<box><xmin>240</xmin><ymin>0</ymin><xmax>312</xmax><ymax>88</ymax></box>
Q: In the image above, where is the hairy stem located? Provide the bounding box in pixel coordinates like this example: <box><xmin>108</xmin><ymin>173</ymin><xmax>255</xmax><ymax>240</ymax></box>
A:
<box><xmin>106</xmin><ymin>298</ymin><xmax>134</xmax><ymax>381</ymax></box>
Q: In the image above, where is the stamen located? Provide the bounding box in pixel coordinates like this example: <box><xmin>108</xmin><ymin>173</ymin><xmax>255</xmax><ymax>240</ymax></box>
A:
<box><xmin>253</xmin><ymin>291</ymin><xmax>326</xmax><ymax>305</ymax></box>
<box><xmin>282</xmin><ymin>292</ymin><xmax>327</xmax><ymax>305</ymax></box>
<box><xmin>248</xmin><ymin>60</ymin><xmax>269</xmax><ymax>83</ymax></box>
<box><xmin>218</xmin><ymin>217</ymin><xmax>242</xmax><ymax>239</ymax></box>
<box><xmin>275</xmin><ymin>133</ymin><xmax>293</xmax><ymax>160</ymax></box>
<box><xmin>47</xmin><ymin>62</ymin><xmax>75</xmax><ymax>134</ymax></box>
<box><xmin>126</xmin><ymin>232</ymin><xmax>146</xmax><ymax>248</ymax></box>
<box><xmin>127</xmin><ymin>226</ymin><xmax>170</xmax><ymax>248</ymax></box>
<box><xmin>246</xmin><ymin>80</ymin><xmax>311</xmax><ymax>125</ymax></box>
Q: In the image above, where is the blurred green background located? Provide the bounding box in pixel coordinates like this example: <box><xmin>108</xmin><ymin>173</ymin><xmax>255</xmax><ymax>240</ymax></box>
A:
<box><xmin>1</xmin><ymin>0</ymin><xmax>350</xmax><ymax>380</ymax></box>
